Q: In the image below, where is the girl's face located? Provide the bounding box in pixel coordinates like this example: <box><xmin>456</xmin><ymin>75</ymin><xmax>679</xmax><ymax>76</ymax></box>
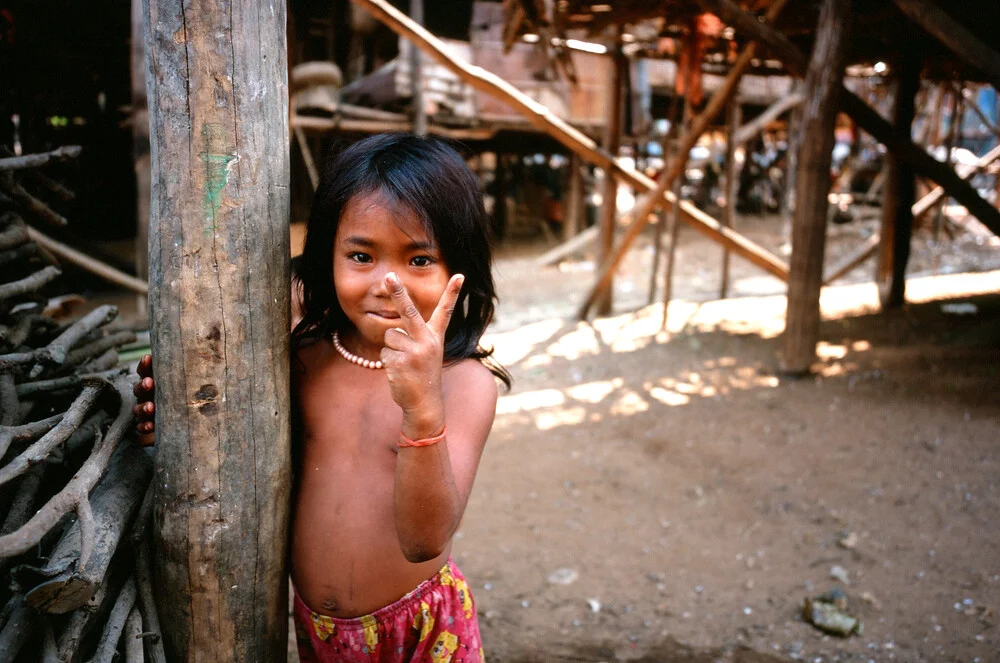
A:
<box><xmin>333</xmin><ymin>193</ymin><xmax>451</xmax><ymax>356</ymax></box>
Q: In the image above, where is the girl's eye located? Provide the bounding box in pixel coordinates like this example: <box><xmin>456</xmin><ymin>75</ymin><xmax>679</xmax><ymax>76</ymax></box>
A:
<box><xmin>348</xmin><ymin>252</ymin><xmax>372</xmax><ymax>264</ymax></box>
<box><xmin>410</xmin><ymin>256</ymin><xmax>434</xmax><ymax>267</ymax></box>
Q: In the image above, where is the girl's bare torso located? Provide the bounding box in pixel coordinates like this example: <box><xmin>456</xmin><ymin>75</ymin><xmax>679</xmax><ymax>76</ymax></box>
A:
<box><xmin>291</xmin><ymin>340</ymin><xmax>450</xmax><ymax>618</ymax></box>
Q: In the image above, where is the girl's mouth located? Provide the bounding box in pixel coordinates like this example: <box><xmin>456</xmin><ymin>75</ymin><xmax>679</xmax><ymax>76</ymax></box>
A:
<box><xmin>368</xmin><ymin>310</ymin><xmax>401</xmax><ymax>320</ymax></box>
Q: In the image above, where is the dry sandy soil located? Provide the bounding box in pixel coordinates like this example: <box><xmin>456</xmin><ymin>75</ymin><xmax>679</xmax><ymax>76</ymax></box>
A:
<box><xmin>445</xmin><ymin>215</ymin><xmax>1000</xmax><ymax>663</ymax></box>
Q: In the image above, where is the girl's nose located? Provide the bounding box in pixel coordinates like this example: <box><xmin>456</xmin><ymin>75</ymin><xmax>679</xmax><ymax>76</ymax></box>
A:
<box><xmin>370</xmin><ymin>269</ymin><xmax>391</xmax><ymax>297</ymax></box>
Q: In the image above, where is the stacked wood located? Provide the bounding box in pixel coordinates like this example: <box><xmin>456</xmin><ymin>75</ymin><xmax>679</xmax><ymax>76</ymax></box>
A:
<box><xmin>0</xmin><ymin>153</ymin><xmax>160</xmax><ymax>661</ymax></box>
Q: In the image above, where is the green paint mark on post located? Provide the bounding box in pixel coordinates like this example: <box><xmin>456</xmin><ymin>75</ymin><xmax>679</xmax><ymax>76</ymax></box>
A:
<box><xmin>200</xmin><ymin>123</ymin><xmax>237</xmax><ymax>233</ymax></box>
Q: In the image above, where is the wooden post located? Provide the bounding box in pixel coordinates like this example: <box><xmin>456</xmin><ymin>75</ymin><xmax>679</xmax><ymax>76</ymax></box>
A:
<box><xmin>563</xmin><ymin>153</ymin><xmax>583</xmax><ymax>241</ymax></box>
<box><xmin>721</xmin><ymin>98</ymin><xmax>741</xmax><ymax>298</ymax></box>
<box><xmin>660</xmin><ymin>99</ymin><xmax>692</xmax><ymax>329</ymax></box>
<box><xmin>780</xmin><ymin>0</ymin><xmax>851</xmax><ymax>375</ymax></box>
<box><xmin>596</xmin><ymin>36</ymin><xmax>625</xmax><ymax>316</ymax></box>
<box><xmin>143</xmin><ymin>1</ymin><xmax>292</xmax><ymax>660</ymax></box>
<box><xmin>409</xmin><ymin>0</ymin><xmax>427</xmax><ymax>136</ymax></box>
<box><xmin>876</xmin><ymin>54</ymin><xmax>921</xmax><ymax>308</ymax></box>
<box><xmin>696</xmin><ymin>0</ymin><xmax>1000</xmax><ymax>236</ymax></box>
<box><xmin>132</xmin><ymin>0</ymin><xmax>150</xmax><ymax>318</ymax></box>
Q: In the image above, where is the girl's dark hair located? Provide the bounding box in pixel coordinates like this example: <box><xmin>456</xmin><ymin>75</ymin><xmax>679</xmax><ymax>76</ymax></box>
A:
<box><xmin>292</xmin><ymin>132</ymin><xmax>510</xmax><ymax>388</ymax></box>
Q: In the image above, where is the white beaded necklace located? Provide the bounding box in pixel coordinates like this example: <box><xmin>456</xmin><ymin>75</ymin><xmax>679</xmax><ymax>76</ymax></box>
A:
<box><xmin>331</xmin><ymin>331</ymin><xmax>384</xmax><ymax>370</ymax></box>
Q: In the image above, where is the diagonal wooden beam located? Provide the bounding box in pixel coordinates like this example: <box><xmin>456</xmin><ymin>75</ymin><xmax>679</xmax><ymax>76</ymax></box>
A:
<box><xmin>822</xmin><ymin>142</ymin><xmax>1000</xmax><ymax>285</ymax></box>
<box><xmin>350</xmin><ymin>0</ymin><xmax>790</xmax><ymax>288</ymax></box>
<box><xmin>575</xmin><ymin>0</ymin><xmax>792</xmax><ymax>318</ymax></box>
<box><xmin>695</xmin><ymin>0</ymin><xmax>1000</xmax><ymax>237</ymax></box>
<box><xmin>891</xmin><ymin>0</ymin><xmax>1000</xmax><ymax>92</ymax></box>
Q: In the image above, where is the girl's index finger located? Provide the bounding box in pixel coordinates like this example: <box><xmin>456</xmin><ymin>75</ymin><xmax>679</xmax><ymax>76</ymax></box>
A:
<box><xmin>427</xmin><ymin>274</ymin><xmax>465</xmax><ymax>338</ymax></box>
<box><xmin>385</xmin><ymin>272</ymin><xmax>426</xmax><ymax>335</ymax></box>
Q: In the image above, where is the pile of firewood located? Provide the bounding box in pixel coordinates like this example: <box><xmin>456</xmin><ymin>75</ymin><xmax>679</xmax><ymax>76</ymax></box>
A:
<box><xmin>0</xmin><ymin>151</ymin><xmax>163</xmax><ymax>661</ymax></box>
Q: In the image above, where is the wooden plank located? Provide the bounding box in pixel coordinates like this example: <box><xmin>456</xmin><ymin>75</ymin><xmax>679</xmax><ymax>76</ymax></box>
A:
<box><xmin>143</xmin><ymin>0</ymin><xmax>292</xmax><ymax>660</ymax></box>
<box><xmin>350</xmin><ymin>0</ymin><xmax>790</xmax><ymax>287</ymax></box>
<box><xmin>780</xmin><ymin>0</ymin><xmax>852</xmax><ymax>375</ymax></box>
<box><xmin>891</xmin><ymin>0</ymin><xmax>1000</xmax><ymax>92</ymax></box>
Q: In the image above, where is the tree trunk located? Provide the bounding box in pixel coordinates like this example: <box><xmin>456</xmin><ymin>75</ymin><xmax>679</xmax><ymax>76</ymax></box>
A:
<box><xmin>781</xmin><ymin>0</ymin><xmax>852</xmax><ymax>375</ymax></box>
<box><xmin>143</xmin><ymin>0</ymin><xmax>292</xmax><ymax>660</ymax></box>
<box><xmin>876</xmin><ymin>54</ymin><xmax>920</xmax><ymax>308</ymax></box>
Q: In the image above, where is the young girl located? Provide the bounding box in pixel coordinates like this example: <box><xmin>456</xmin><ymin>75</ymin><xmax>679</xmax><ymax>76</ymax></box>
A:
<box><xmin>135</xmin><ymin>133</ymin><xmax>510</xmax><ymax>662</ymax></box>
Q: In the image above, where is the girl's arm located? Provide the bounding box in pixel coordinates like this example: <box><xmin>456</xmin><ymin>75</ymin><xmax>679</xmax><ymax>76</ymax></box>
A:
<box><xmin>380</xmin><ymin>272</ymin><xmax>497</xmax><ymax>562</ymax></box>
<box><xmin>393</xmin><ymin>360</ymin><xmax>497</xmax><ymax>562</ymax></box>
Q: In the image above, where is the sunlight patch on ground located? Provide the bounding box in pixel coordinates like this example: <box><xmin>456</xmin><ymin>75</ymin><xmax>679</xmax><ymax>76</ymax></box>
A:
<box><xmin>490</xmin><ymin>269</ymin><xmax>999</xmax><ymax>433</ymax></box>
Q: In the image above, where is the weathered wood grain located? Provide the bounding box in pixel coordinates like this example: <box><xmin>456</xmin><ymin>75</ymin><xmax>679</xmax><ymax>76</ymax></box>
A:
<box><xmin>781</xmin><ymin>0</ymin><xmax>852</xmax><ymax>375</ymax></box>
<box><xmin>143</xmin><ymin>0</ymin><xmax>291</xmax><ymax>659</ymax></box>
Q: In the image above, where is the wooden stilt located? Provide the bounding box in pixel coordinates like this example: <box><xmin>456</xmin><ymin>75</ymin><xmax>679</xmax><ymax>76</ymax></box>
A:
<box><xmin>661</xmin><ymin>100</ymin><xmax>692</xmax><ymax>330</ymax></box>
<box><xmin>696</xmin><ymin>0</ymin><xmax>1000</xmax><ymax>236</ymax></box>
<box><xmin>876</xmin><ymin>54</ymin><xmax>921</xmax><ymax>309</ymax></box>
<box><xmin>143</xmin><ymin>0</ymin><xmax>292</xmax><ymax>659</ymax></box>
<box><xmin>410</xmin><ymin>0</ymin><xmax>427</xmax><ymax>136</ymax></box>
<box><xmin>780</xmin><ymin>0</ymin><xmax>851</xmax><ymax>375</ymax></box>
<box><xmin>932</xmin><ymin>88</ymin><xmax>962</xmax><ymax>243</ymax></box>
<box><xmin>721</xmin><ymin>99</ymin><xmax>741</xmax><ymax>299</ymax></box>
<box><xmin>596</xmin><ymin>36</ymin><xmax>626</xmax><ymax>316</ymax></box>
<box><xmin>578</xmin><ymin>0</ymin><xmax>791</xmax><ymax>319</ymax></box>
<box><xmin>647</xmin><ymin>94</ymin><xmax>683</xmax><ymax>306</ymax></box>
<box><xmin>564</xmin><ymin>153</ymin><xmax>583</xmax><ymax>242</ymax></box>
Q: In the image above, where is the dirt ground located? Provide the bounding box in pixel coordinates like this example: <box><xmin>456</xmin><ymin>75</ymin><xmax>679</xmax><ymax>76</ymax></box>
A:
<box><xmin>441</xmin><ymin>214</ymin><xmax>1000</xmax><ymax>663</ymax></box>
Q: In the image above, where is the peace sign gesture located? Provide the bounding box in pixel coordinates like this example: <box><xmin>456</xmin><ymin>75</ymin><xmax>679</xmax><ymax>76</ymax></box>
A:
<box><xmin>381</xmin><ymin>271</ymin><xmax>465</xmax><ymax>439</ymax></box>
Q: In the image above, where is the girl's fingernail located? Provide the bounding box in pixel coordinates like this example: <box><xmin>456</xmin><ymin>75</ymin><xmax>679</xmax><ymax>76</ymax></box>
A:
<box><xmin>386</xmin><ymin>272</ymin><xmax>398</xmax><ymax>285</ymax></box>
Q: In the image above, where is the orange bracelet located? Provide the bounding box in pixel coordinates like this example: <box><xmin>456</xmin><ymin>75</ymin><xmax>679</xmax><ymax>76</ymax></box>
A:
<box><xmin>398</xmin><ymin>426</ymin><xmax>447</xmax><ymax>448</ymax></box>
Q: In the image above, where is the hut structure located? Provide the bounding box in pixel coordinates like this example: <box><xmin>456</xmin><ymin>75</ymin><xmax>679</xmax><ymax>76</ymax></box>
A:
<box><xmin>347</xmin><ymin>0</ymin><xmax>999</xmax><ymax>374</ymax></box>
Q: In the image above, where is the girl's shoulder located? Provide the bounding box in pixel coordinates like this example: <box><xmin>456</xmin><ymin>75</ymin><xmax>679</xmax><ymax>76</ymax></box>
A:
<box><xmin>443</xmin><ymin>358</ymin><xmax>499</xmax><ymax>403</ymax></box>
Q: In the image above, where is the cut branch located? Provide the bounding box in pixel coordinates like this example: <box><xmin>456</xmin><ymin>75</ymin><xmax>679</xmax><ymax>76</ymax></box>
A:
<box><xmin>89</xmin><ymin>576</ymin><xmax>137</xmax><ymax>663</ymax></box>
<box><xmin>0</xmin><ymin>146</ymin><xmax>82</xmax><ymax>173</ymax></box>
<box><xmin>0</xmin><ymin>377</ymin><xmax>130</xmax><ymax>558</ymax></box>
<box><xmin>0</xmin><ymin>266</ymin><xmax>62</xmax><ymax>302</ymax></box>
<box><xmin>0</xmin><ymin>380</ymin><xmax>106</xmax><ymax>488</ymax></box>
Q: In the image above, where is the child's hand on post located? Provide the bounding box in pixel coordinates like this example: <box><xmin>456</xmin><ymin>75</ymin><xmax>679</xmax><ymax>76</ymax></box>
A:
<box><xmin>381</xmin><ymin>272</ymin><xmax>464</xmax><ymax>440</ymax></box>
<box><xmin>132</xmin><ymin>354</ymin><xmax>156</xmax><ymax>447</ymax></box>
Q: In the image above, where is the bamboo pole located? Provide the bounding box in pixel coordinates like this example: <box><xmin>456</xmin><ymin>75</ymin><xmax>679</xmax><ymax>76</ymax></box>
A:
<box><xmin>780</xmin><ymin>0</ymin><xmax>852</xmax><ymax>375</ymax></box>
<box><xmin>349</xmin><ymin>0</ymin><xmax>789</xmax><ymax>286</ymax></box>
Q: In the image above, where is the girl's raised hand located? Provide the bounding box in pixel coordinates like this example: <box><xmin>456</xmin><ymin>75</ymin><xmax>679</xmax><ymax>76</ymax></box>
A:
<box><xmin>381</xmin><ymin>272</ymin><xmax>464</xmax><ymax>438</ymax></box>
